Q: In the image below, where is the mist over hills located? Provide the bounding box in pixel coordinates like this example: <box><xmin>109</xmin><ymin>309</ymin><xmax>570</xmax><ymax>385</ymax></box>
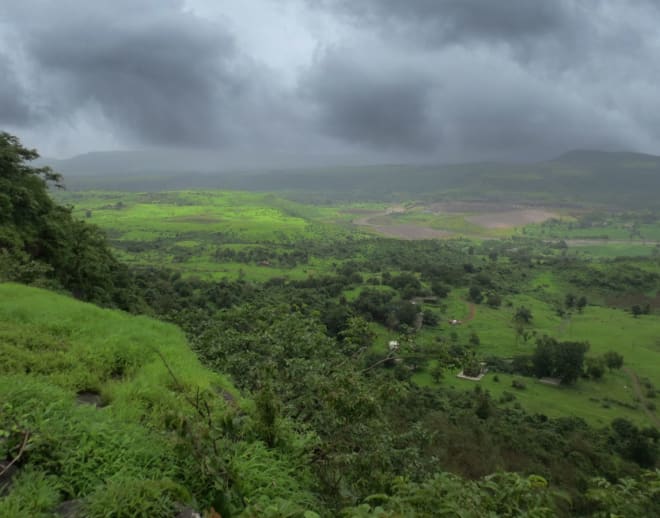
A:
<box><xmin>47</xmin><ymin>148</ymin><xmax>660</xmax><ymax>208</ymax></box>
<box><xmin>39</xmin><ymin>149</ymin><xmax>397</xmax><ymax>176</ymax></box>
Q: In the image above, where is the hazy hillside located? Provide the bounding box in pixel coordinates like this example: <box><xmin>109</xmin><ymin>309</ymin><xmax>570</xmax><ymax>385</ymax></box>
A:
<box><xmin>39</xmin><ymin>149</ymin><xmax>388</xmax><ymax>176</ymax></box>
<box><xmin>53</xmin><ymin>149</ymin><xmax>660</xmax><ymax>207</ymax></box>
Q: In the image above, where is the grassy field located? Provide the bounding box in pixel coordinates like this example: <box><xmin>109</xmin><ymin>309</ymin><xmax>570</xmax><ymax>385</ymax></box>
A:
<box><xmin>394</xmin><ymin>279</ymin><xmax>660</xmax><ymax>429</ymax></box>
<box><xmin>56</xmin><ymin>190</ymin><xmax>376</xmax><ymax>280</ymax></box>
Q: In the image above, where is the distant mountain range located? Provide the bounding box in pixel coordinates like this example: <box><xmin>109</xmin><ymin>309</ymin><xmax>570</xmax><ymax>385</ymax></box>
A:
<box><xmin>43</xmin><ymin>149</ymin><xmax>660</xmax><ymax>207</ymax></box>
<box><xmin>39</xmin><ymin>149</ymin><xmax>389</xmax><ymax>176</ymax></box>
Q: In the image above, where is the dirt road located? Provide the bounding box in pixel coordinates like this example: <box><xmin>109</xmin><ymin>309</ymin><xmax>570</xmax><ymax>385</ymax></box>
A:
<box><xmin>623</xmin><ymin>367</ymin><xmax>660</xmax><ymax>428</ymax></box>
<box><xmin>464</xmin><ymin>302</ymin><xmax>476</xmax><ymax>322</ymax></box>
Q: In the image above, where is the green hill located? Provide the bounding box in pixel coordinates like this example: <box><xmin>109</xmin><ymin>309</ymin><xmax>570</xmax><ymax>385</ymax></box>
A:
<box><xmin>0</xmin><ymin>282</ymin><xmax>238</xmax><ymax>516</ymax></box>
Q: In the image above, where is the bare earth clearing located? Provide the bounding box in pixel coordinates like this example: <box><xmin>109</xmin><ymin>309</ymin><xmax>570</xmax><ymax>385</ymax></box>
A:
<box><xmin>353</xmin><ymin>213</ymin><xmax>453</xmax><ymax>240</ymax></box>
<box><xmin>350</xmin><ymin>203</ymin><xmax>558</xmax><ymax>239</ymax></box>
<box><xmin>466</xmin><ymin>209</ymin><xmax>558</xmax><ymax>229</ymax></box>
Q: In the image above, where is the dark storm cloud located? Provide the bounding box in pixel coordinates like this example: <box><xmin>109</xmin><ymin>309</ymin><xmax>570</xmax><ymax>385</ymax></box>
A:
<box><xmin>1</xmin><ymin>0</ymin><xmax>261</xmax><ymax>147</ymax></box>
<box><xmin>310</xmin><ymin>0</ymin><xmax>576</xmax><ymax>48</ymax></box>
<box><xmin>299</xmin><ymin>0</ymin><xmax>660</xmax><ymax>159</ymax></box>
<box><xmin>0</xmin><ymin>53</ymin><xmax>33</xmax><ymax>125</ymax></box>
<box><xmin>2</xmin><ymin>0</ymin><xmax>660</xmax><ymax>160</ymax></box>
<box><xmin>302</xmin><ymin>51</ymin><xmax>436</xmax><ymax>150</ymax></box>
<box><xmin>302</xmin><ymin>44</ymin><xmax>636</xmax><ymax>160</ymax></box>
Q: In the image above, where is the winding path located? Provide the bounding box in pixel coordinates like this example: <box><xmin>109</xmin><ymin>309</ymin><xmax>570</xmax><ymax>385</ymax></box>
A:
<box><xmin>623</xmin><ymin>367</ymin><xmax>660</xmax><ymax>428</ymax></box>
<box><xmin>464</xmin><ymin>302</ymin><xmax>477</xmax><ymax>322</ymax></box>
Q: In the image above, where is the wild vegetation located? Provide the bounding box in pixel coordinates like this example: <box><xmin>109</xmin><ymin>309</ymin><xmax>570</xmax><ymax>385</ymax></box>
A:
<box><xmin>2</xmin><ymin>133</ymin><xmax>660</xmax><ymax>516</ymax></box>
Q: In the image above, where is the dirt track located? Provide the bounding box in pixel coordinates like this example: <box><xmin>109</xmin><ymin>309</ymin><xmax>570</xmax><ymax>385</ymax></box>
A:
<box><xmin>623</xmin><ymin>367</ymin><xmax>660</xmax><ymax>428</ymax></box>
<box><xmin>464</xmin><ymin>302</ymin><xmax>476</xmax><ymax>321</ymax></box>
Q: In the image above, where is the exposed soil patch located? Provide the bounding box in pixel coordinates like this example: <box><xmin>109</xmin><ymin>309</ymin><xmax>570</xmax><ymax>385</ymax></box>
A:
<box><xmin>167</xmin><ymin>215</ymin><xmax>222</xmax><ymax>224</ymax></box>
<box><xmin>353</xmin><ymin>202</ymin><xmax>559</xmax><ymax>238</ymax></box>
<box><xmin>464</xmin><ymin>302</ymin><xmax>477</xmax><ymax>322</ymax></box>
<box><xmin>606</xmin><ymin>291</ymin><xmax>660</xmax><ymax>310</ymax></box>
<box><xmin>76</xmin><ymin>390</ymin><xmax>106</xmax><ymax>408</ymax></box>
<box><xmin>428</xmin><ymin>201</ymin><xmax>520</xmax><ymax>213</ymax></box>
<box><xmin>353</xmin><ymin>212</ymin><xmax>453</xmax><ymax>240</ymax></box>
<box><xmin>467</xmin><ymin>209</ymin><xmax>558</xmax><ymax>229</ymax></box>
<box><xmin>341</xmin><ymin>208</ymin><xmax>382</xmax><ymax>215</ymax></box>
<box><xmin>363</xmin><ymin>223</ymin><xmax>453</xmax><ymax>240</ymax></box>
<box><xmin>624</xmin><ymin>367</ymin><xmax>660</xmax><ymax>428</ymax></box>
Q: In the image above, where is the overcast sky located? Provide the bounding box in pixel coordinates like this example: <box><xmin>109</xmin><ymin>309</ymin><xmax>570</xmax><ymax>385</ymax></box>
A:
<box><xmin>1</xmin><ymin>0</ymin><xmax>660</xmax><ymax>161</ymax></box>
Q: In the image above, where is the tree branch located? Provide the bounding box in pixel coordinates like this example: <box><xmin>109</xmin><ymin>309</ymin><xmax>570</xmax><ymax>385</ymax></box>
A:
<box><xmin>0</xmin><ymin>431</ymin><xmax>30</xmax><ymax>478</ymax></box>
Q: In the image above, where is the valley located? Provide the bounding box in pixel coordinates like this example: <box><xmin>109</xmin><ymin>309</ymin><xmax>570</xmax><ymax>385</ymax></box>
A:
<box><xmin>53</xmin><ymin>188</ymin><xmax>660</xmax><ymax>432</ymax></box>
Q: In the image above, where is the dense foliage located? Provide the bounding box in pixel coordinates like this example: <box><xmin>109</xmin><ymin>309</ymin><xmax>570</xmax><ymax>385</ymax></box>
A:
<box><xmin>0</xmin><ymin>133</ymin><xmax>138</xmax><ymax>308</ymax></box>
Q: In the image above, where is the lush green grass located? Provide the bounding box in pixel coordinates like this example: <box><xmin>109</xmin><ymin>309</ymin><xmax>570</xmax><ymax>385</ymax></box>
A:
<box><xmin>523</xmin><ymin>213</ymin><xmax>660</xmax><ymax>243</ymax></box>
<box><xmin>460</xmin><ymin>371</ymin><xmax>646</xmax><ymax>428</ymax></box>
<box><xmin>0</xmin><ymin>282</ymin><xmax>238</xmax><ymax>516</ymax></box>
<box><xmin>0</xmin><ymin>283</ymin><xmax>234</xmax><ymax>408</ymax></box>
<box><xmin>55</xmin><ymin>190</ymin><xmax>374</xmax><ymax>280</ymax></box>
<box><xmin>60</xmin><ymin>191</ymin><xmax>311</xmax><ymax>241</ymax></box>
<box><xmin>407</xmin><ymin>283</ymin><xmax>660</xmax><ymax>429</ymax></box>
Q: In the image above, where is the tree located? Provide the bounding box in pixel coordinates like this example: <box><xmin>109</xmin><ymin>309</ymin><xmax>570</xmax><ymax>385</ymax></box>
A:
<box><xmin>0</xmin><ymin>132</ymin><xmax>135</xmax><ymax>309</ymax></box>
<box><xmin>468</xmin><ymin>286</ymin><xmax>483</xmax><ymax>304</ymax></box>
<box><xmin>586</xmin><ymin>357</ymin><xmax>605</xmax><ymax>379</ymax></box>
<box><xmin>431</xmin><ymin>280</ymin><xmax>450</xmax><ymax>298</ymax></box>
<box><xmin>430</xmin><ymin>363</ymin><xmax>444</xmax><ymax>383</ymax></box>
<box><xmin>531</xmin><ymin>336</ymin><xmax>589</xmax><ymax>384</ymax></box>
<box><xmin>565</xmin><ymin>293</ymin><xmax>576</xmax><ymax>309</ymax></box>
<box><xmin>610</xmin><ymin>418</ymin><xmax>659</xmax><ymax>468</ymax></box>
<box><xmin>514</xmin><ymin>306</ymin><xmax>533</xmax><ymax>325</ymax></box>
<box><xmin>422</xmin><ymin>308</ymin><xmax>439</xmax><ymax>327</ymax></box>
<box><xmin>486</xmin><ymin>293</ymin><xmax>502</xmax><ymax>308</ymax></box>
<box><xmin>462</xmin><ymin>356</ymin><xmax>482</xmax><ymax>377</ymax></box>
<box><xmin>339</xmin><ymin>316</ymin><xmax>375</xmax><ymax>354</ymax></box>
<box><xmin>576</xmin><ymin>296</ymin><xmax>587</xmax><ymax>313</ymax></box>
<box><xmin>603</xmin><ymin>351</ymin><xmax>624</xmax><ymax>371</ymax></box>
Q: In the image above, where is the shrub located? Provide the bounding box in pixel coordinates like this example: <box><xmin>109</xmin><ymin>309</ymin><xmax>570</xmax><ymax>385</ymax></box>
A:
<box><xmin>499</xmin><ymin>391</ymin><xmax>516</xmax><ymax>403</ymax></box>
<box><xmin>84</xmin><ymin>478</ymin><xmax>188</xmax><ymax>518</ymax></box>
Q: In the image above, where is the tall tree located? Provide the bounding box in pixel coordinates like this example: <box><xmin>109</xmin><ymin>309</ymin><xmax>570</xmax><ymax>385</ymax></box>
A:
<box><xmin>0</xmin><ymin>132</ymin><xmax>136</xmax><ymax>309</ymax></box>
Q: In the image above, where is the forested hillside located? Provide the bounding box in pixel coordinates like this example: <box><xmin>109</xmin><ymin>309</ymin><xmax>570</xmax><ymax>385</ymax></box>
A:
<box><xmin>0</xmin><ymin>133</ymin><xmax>138</xmax><ymax>309</ymax></box>
<box><xmin>1</xmin><ymin>134</ymin><xmax>660</xmax><ymax>517</ymax></box>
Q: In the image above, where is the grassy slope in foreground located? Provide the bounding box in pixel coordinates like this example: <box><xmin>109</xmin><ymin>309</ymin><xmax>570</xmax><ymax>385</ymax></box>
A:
<box><xmin>0</xmin><ymin>283</ymin><xmax>237</xmax><ymax>516</ymax></box>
